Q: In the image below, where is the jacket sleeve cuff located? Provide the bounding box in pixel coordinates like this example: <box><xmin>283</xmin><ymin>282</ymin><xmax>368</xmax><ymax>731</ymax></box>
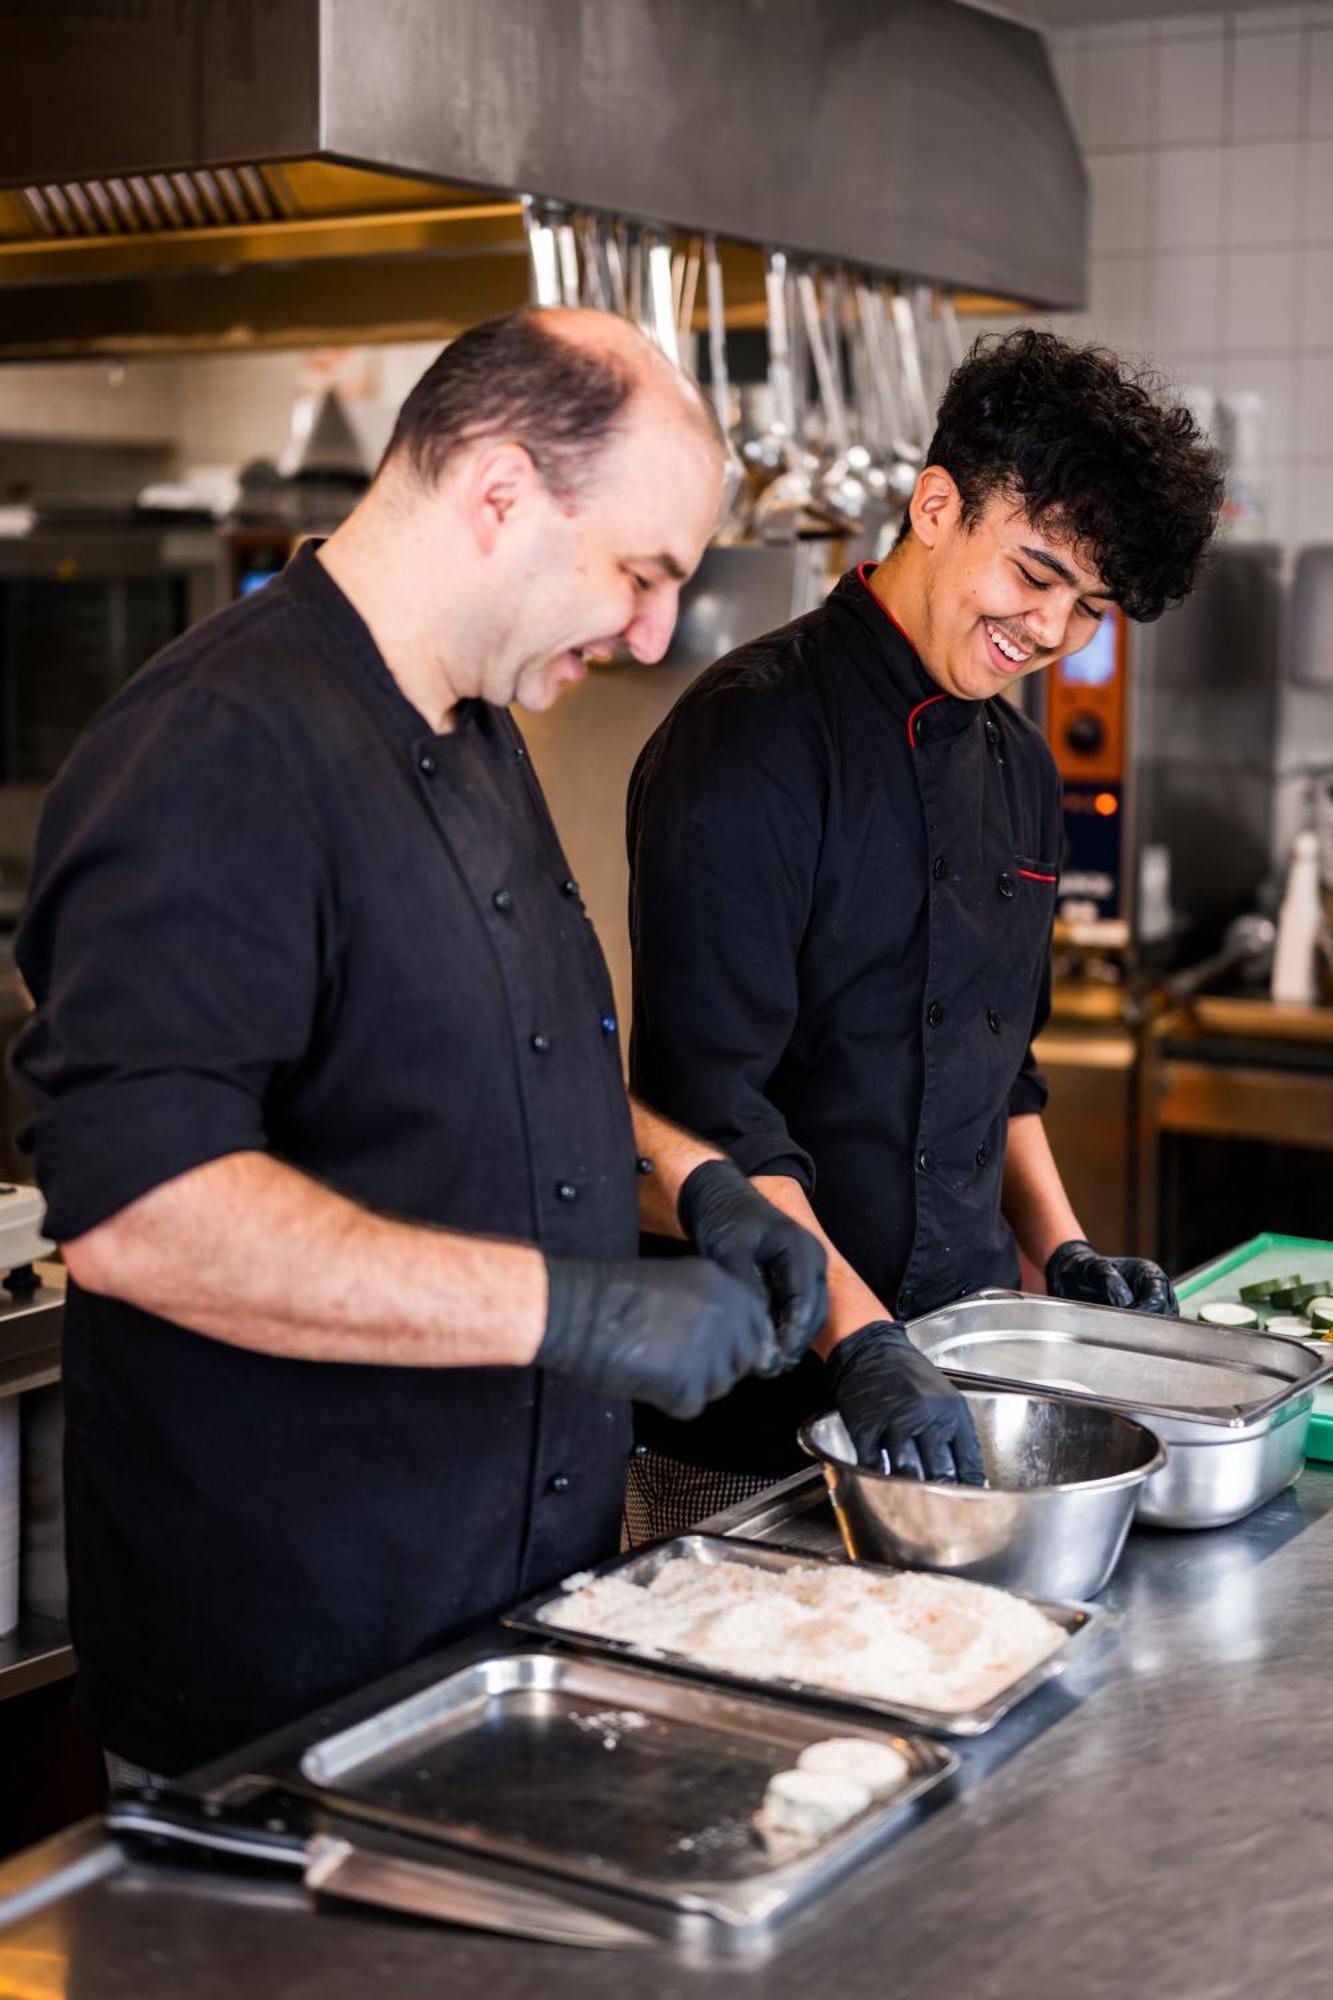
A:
<box><xmin>1007</xmin><ymin>1058</ymin><xmax>1050</xmax><ymax>1120</ymax></box>
<box><xmin>23</xmin><ymin>1073</ymin><xmax>268</xmax><ymax>1242</ymax></box>
<box><xmin>725</xmin><ymin>1131</ymin><xmax>816</xmax><ymax>1193</ymax></box>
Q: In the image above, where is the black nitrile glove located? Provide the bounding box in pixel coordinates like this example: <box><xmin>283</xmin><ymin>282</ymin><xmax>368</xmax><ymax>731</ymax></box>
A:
<box><xmin>539</xmin><ymin>1256</ymin><xmax>781</xmax><ymax>1420</ymax></box>
<box><xmin>1046</xmin><ymin>1239</ymin><xmax>1179</xmax><ymax>1316</ymax></box>
<box><xmin>678</xmin><ymin>1159</ymin><xmax>829</xmax><ymax>1375</ymax></box>
<box><xmin>825</xmin><ymin>1320</ymin><xmax>986</xmax><ymax>1483</ymax></box>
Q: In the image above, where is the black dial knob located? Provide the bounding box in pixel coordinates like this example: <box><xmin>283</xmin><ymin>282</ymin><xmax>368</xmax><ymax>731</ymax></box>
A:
<box><xmin>1065</xmin><ymin>709</ymin><xmax>1105</xmax><ymax>755</ymax></box>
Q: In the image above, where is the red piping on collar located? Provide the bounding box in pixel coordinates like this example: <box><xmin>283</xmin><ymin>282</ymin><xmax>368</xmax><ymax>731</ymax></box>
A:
<box><xmin>856</xmin><ymin>563</ymin><xmax>944</xmax><ymax>747</ymax></box>
<box><xmin>856</xmin><ymin>561</ymin><xmax>917</xmax><ymax>650</ymax></box>
<box><xmin>905</xmin><ymin>692</ymin><xmax>948</xmax><ymax>747</ymax></box>
<box><xmin>1017</xmin><ymin>868</ymin><xmax>1058</xmax><ymax>884</ymax></box>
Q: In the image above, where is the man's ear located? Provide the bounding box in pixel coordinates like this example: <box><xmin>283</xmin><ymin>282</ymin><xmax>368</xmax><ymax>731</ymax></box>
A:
<box><xmin>464</xmin><ymin>441</ymin><xmax>542</xmax><ymax>554</ymax></box>
<box><xmin>907</xmin><ymin>466</ymin><xmax>963</xmax><ymax>550</ymax></box>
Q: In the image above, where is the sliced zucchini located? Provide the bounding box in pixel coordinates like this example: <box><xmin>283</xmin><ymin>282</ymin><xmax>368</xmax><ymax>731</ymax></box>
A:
<box><xmin>1306</xmin><ymin>1298</ymin><xmax>1333</xmax><ymax>1331</ymax></box>
<box><xmin>1198</xmin><ymin>1301</ymin><xmax>1260</xmax><ymax>1329</ymax></box>
<box><xmin>1288</xmin><ymin>1282</ymin><xmax>1326</xmax><ymax>1311</ymax></box>
<box><xmin>1265</xmin><ymin>1315</ymin><xmax>1315</xmax><ymax>1336</ymax></box>
<box><xmin>1240</xmin><ymin>1277</ymin><xmax>1283</xmax><ymax>1303</ymax></box>
<box><xmin>1244</xmin><ymin>1273</ymin><xmax>1301</xmax><ymax>1302</ymax></box>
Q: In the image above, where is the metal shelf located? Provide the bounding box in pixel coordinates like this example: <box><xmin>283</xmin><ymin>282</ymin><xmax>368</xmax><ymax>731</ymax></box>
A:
<box><xmin>0</xmin><ymin>1271</ymin><xmax>63</xmax><ymax>1403</ymax></box>
<box><xmin>0</xmin><ymin>1612</ymin><xmax>73</xmax><ymax>1700</ymax></box>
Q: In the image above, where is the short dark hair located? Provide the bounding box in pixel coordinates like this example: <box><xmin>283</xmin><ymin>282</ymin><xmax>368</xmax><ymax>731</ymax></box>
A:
<box><xmin>910</xmin><ymin>329</ymin><xmax>1225</xmax><ymax>621</ymax></box>
<box><xmin>383</xmin><ymin>308</ymin><xmax>635</xmax><ymax>499</ymax></box>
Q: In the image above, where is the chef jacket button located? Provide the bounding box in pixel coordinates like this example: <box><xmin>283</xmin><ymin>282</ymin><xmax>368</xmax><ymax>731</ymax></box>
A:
<box><xmin>986</xmin><ymin>1007</ymin><xmax>1002</xmax><ymax>1034</ymax></box>
<box><xmin>561</xmin><ymin>877</ymin><xmax>580</xmax><ymax>898</ymax></box>
<box><xmin>976</xmin><ymin>1140</ymin><xmax>990</xmax><ymax>1167</ymax></box>
<box><xmin>997</xmin><ymin>871</ymin><xmax>1016</xmax><ymax>899</ymax></box>
<box><xmin>555</xmin><ymin>1181</ymin><xmax>578</xmax><ymax>1202</ymax></box>
<box><xmin>492</xmin><ymin>888</ymin><xmax>513</xmax><ymax>913</ymax></box>
<box><xmin>917</xmin><ymin>1148</ymin><xmax>937</xmax><ymax>1174</ymax></box>
<box><xmin>933</xmin><ymin>855</ymin><xmax>949</xmax><ymax>882</ymax></box>
<box><xmin>418</xmin><ymin>752</ymin><xmax>437</xmax><ymax>775</ymax></box>
<box><xmin>530</xmin><ymin>1032</ymin><xmax>552</xmax><ymax>1054</ymax></box>
<box><xmin>515</xmin><ymin>742</ymin><xmax>527</xmax><ymax>761</ymax></box>
<box><xmin>985</xmin><ymin>719</ymin><xmax>1002</xmax><ymax>748</ymax></box>
<box><xmin>926</xmin><ymin>1001</ymin><xmax>945</xmax><ymax>1028</ymax></box>
<box><xmin>549</xmin><ymin>1473</ymin><xmax>572</xmax><ymax>1493</ymax></box>
<box><xmin>600</xmin><ymin>1014</ymin><xmax>618</xmax><ymax>1035</ymax></box>
<box><xmin>915</xmin><ymin>715</ymin><xmax>930</xmax><ymax>743</ymax></box>
<box><xmin>635</xmin><ymin>1155</ymin><xmax>655</xmax><ymax>1176</ymax></box>
<box><xmin>898</xmin><ymin>1285</ymin><xmax>916</xmax><ymax>1312</ymax></box>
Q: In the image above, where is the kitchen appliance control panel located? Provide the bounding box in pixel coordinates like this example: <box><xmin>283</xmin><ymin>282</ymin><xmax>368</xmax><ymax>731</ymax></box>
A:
<box><xmin>1047</xmin><ymin>608</ymin><xmax>1129</xmax><ymax>928</ymax></box>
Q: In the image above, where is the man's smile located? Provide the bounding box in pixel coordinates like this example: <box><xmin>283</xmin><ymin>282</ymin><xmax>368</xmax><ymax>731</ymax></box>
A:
<box><xmin>981</xmin><ymin>617</ymin><xmax>1038</xmax><ymax>675</ymax></box>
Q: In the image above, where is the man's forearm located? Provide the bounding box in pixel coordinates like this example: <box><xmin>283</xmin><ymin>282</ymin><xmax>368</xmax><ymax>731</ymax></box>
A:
<box><xmin>62</xmin><ymin>1151</ymin><xmax>547</xmax><ymax>1368</ymax></box>
<box><xmin>752</xmin><ymin>1175</ymin><xmax>883</xmax><ymax>1356</ymax></box>
<box><xmin>629</xmin><ymin>1098</ymin><xmax>724</xmax><ymax>1238</ymax></box>
<box><xmin>1001</xmin><ymin>1113</ymin><xmax>1083</xmax><ymax>1279</ymax></box>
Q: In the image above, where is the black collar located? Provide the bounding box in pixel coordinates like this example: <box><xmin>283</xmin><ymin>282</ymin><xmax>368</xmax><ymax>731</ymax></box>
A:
<box><xmin>284</xmin><ymin>538</ymin><xmax>485</xmax><ymax>746</ymax></box>
<box><xmin>827</xmin><ymin>564</ymin><xmax>980</xmax><ymax>747</ymax></box>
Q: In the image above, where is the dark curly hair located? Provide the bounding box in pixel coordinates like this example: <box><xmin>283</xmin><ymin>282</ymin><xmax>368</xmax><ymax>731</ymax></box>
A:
<box><xmin>910</xmin><ymin>329</ymin><xmax>1225</xmax><ymax>622</ymax></box>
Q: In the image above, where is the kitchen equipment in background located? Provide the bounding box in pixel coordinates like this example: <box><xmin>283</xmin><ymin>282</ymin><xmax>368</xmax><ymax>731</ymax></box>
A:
<box><xmin>799</xmin><ymin>1392</ymin><xmax>1164</xmax><ymax>1601</ymax></box>
<box><xmin>0</xmin><ymin>0</ymin><xmax>1085</xmax><ymax>360</ymax></box>
<box><xmin>1042</xmin><ymin>601</ymin><xmax>1130</xmax><ymax>943</ymax></box>
<box><xmin>908</xmin><ymin>1291</ymin><xmax>1333</xmax><ymax>1529</ymax></box>
<box><xmin>0</xmin><ymin>517</ymin><xmax>229</xmax><ymax>908</ymax></box>
<box><xmin>1274</xmin><ymin>546</ymin><xmax>1333</xmax><ymax>897</ymax></box>
<box><xmin>703</xmin><ymin>237</ymin><xmax>748</xmax><ymax>543</ymax></box>
<box><xmin>0</xmin><ymin>1244</ymin><xmax>66</xmax><ymax>1698</ymax></box>
<box><xmin>1271</xmin><ymin>831</ymin><xmax>1323</xmax><ymax>1005</ymax></box>
<box><xmin>1035</xmin><ymin>542</ymin><xmax>1285</xmax><ymax>956</ymax></box>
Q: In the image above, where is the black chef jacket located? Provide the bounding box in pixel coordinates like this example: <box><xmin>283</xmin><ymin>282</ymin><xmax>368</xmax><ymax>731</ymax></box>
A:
<box><xmin>13</xmin><ymin>542</ymin><xmax>639</xmax><ymax>1774</ymax></box>
<box><xmin>628</xmin><ymin>563</ymin><xmax>1061</xmax><ymax>1475</ymax></box>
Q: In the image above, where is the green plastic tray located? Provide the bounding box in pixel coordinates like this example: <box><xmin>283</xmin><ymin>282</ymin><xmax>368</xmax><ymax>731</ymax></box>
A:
<box><xmin>1177</xmin><ymin>1233</ymin><xmax>1333</xmax><ymax>1463</ymax></box>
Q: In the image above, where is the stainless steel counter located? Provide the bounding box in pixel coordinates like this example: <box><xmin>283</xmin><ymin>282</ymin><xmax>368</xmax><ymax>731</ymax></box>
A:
<box><xmin>6</xmin><ymin>1467</ymin><xmax>1333</xmax><ymax>1997</ymax></box>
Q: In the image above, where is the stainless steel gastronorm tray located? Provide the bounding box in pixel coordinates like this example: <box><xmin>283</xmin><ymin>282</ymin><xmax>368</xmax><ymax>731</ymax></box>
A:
<box><xmin>298</xmin><ymin>1647</ymin><xmax>955</xmax><ymax>1947</ymax></box>
<box><xmin>505</xmin><ymin>1535</ymin><xmax>1102</xmax><ymax>1738</ymax></box>
<box><xmin>908</xmin><ymin>1290</ymin><xmax>1333</xmax><ymax>1429</ymax></box>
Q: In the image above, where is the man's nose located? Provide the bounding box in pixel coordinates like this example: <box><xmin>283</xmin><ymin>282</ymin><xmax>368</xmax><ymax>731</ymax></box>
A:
<box><xmin>1024</xmin><ymin>598</ymin><xmax>1069</xmax><ymax>654</ymax></box>
<box><xmin>624</xmin><ymin>588</ymin><xmax>680</xmax><ymax>666</ymax></box>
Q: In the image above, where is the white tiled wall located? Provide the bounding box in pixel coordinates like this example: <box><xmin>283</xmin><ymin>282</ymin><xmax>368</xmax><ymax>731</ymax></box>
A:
<box><xmin>999</xmin><ymin>3</ymin><xmax>1333</xmax><ymax>549</ymax></box>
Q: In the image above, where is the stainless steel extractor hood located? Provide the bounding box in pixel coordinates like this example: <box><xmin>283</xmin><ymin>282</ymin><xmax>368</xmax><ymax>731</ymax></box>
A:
<box><xmin>0</xmin><ymin>0</ymin><xmax>1086</xmax><ymax>358</ymax></box>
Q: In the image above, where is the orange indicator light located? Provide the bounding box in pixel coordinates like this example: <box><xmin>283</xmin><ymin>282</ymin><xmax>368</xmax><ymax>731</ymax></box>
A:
<box><xmin>1094</xmin><ymin>792</ymin><xmax>1118</xmax><ymax>817</ymax></box>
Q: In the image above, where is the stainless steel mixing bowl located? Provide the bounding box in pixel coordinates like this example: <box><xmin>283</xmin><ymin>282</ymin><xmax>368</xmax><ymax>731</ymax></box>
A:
<box><xmin>798</xmin><ymin>1391</ymin><xmax>1167</xmax><ymax>1600</ymax></box>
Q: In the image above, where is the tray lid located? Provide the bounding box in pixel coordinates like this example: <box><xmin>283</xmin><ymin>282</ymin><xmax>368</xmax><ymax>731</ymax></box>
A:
<box><xmin>908</xmin><ymin>1291</ymin><xmax>1333</xmax><ymax>1429</ymax></box>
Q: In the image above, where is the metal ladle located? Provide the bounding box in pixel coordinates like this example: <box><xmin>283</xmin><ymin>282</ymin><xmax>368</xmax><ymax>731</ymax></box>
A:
<box><xmin>796</xmin><ymin>266</ymin><xmax>869</xmax><ymax>529</ymax></box>
<box><xmin>521</xmin><ymin>195</ymin><xmax>562</xmax><ymax>307</ymax></box>
<box><xmin>751</xmin><ymin>250</ymin><xmax>827</xmax><ymax>542</ymax></box>
<box><xmin>703</xmin><ymin>234</ymin><xmax>749</xmax><ymax>542</ymax></box>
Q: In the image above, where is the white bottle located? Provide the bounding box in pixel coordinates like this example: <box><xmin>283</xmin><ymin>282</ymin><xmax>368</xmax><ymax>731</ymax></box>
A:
<box><xmin>1271</xmin><ymin>830</ymin><xmax>1322</xmax><ymax>1006</ymax></box>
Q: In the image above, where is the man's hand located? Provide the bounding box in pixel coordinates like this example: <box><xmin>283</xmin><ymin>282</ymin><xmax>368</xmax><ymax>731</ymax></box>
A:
<box><xmin>825</xmin><ymin>1321</ymin><xmax>986</xmax><ymax>1482</ymax></box>
<box><xmin>539</xmin><ymin>1256</ymin><xmax>783</xmax><ymax>1419</ymax></box>
<box><xmin>1046</xmin><ymin>1239</ymin><xmax>1178</xmax><ymax>1316</ymax></box>
<box><xmin>677</xmin><ymin>1160</ymin><xmax>828</xmax><ymax>1374</ymax></box>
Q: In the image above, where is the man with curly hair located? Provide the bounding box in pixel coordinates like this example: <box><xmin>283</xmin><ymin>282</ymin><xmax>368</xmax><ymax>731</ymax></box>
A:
<box><xmin>625</xmin><ymin>330</ymin><xmax>1224</xmax><ymax>1519</ymax></box>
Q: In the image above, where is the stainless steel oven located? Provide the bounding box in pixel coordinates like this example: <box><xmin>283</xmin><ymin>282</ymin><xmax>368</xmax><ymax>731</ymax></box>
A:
<box><xmin>0</xmin><ymin>521</ymin><xmax>229</xmax><ymax>921</ymax></box>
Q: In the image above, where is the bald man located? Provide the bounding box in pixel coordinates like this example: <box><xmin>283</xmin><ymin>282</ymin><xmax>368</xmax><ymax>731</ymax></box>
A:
<box><xmin>12</xmin><ymin>309</ymin><xmax>827</xmax><ymax>1779</ymax></box>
